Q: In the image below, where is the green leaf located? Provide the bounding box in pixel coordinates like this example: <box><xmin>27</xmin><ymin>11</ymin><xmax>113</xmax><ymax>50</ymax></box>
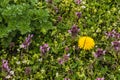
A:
<box><xmin>41</xmin><ymin>27</ymin><xmax>47</xmax><ymax>35</ymax></box>
<box><xmin>0</xmin><ymin>0</ymin><xmax>10</xmax><ymax>7</ymax></box>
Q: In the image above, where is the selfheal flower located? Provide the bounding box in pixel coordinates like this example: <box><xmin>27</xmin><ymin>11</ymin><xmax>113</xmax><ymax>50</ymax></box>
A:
<box><xmin>63</xmin><ymin>54</ymin><xmax>70</xmax><ymax>62</ymax></box>
<box><xmin>57</xmin><ymin>16</ymin><xmax>62</xmax><ymax>22</ymax></box>
<box><xmin>115</xmin><ymin>33</ymin><xmax>120</xmax><ymax>39</ymax></box>
<box><xmin>74</xmin><ymin>0</ymin><xmax>81</xmax><ymax>4</ymax></box>
<box><xmin>2</xmin><ymin>60</ymin><xmax>10</xmax><ymax>72</ymax></box>
<box><xmin>65</xmin><ymin>46</ymin><xmax>69</xmax><ymax>52</ymax></box>
<box><xmin>40</xmin><ymin>44</ymin><xmax>50</xmax><ymax>55</ymax></box>
<box><xmin>105</xmin><ymin>29</ymin><xmax>116</xmax><ymax>38</ymax></box>
<box><xmin>25</xmin><ymin>67</ymin><xmax>31</xmax><ymax>75</ymax></box>
<box><xmin>64</xmin><ymin>78</ymin><xmax>70</xmax><ymax>80</ymax></box>
<box><xmin>54</xmin><ymin>6</ymin><xmax>59</xmax><ymax>13</ymax></box>
<box><xmin>58</xmin><ymin>58</ymin><xmax>64</xmax><ymax>65</ymax></box>
<box><xmin>94</xmin><ymin>48</ymin><xmax>106</xmax><ymax>58</ymax></box>
<box><xmin>111</xmin><ymin>41</ymin><xmax>120</xmax><ymax>51</ymax></box>
<box><xmin>20</xmin><ymin>34</ymin><xmax>33</xmax><ymax>49</ymax></box>
<box><xmin>68</xmin><ymin>24</ymin><xmax>80</xmax><ymax>37</ymax></box>
<box><xmin>96</xmin><ymin>77</ymin><xmax>104</xmax><ymax>80</ymax></box>
<box><xmin>105</xmin><ymin>29</ymin><xmax>120</xmax><ymax>39</ymax></box>
<box><xmin>76</xmin><ymin>12</ymin><xmax>82</xmax><ymax>19</ymax></box>
<box><xmin>58</xmin><ymin>54</ymin><xmax>70</xmax><ymax>65</ymax></box>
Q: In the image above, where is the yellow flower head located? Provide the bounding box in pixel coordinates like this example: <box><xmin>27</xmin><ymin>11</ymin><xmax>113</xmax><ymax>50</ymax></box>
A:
<box><xmin>78</xmin><ymin>36</ymin><xmax>95</xmax><ymax>50</ymax></box>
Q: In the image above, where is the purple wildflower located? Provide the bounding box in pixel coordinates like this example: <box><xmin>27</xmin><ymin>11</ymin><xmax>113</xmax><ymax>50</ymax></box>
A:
<box><xmin>64</xmin><ymin>78</ymin><xmax>71</xmax><ymax>80</ymax></box>
<box><xmin>20</xmin><ymin>34</ymin><xmax>33</xmax><ymax>49</ymax></box>
<box><xmin>40</xmin><ymin>44</ymin><xmax>50</xmax><ymax>55</ymax></box>
<box><xmin>96</xmin><ymin>77</ymin><xmax>104</xmax><ymax>80</ymax></box>
<box><xmin>63</xmin><ymin>54</ymin><xmax>70</xmax><ymax>62</ymax></box>
<box><xmin>74</xmin><ymin>0</ymin><xmax>81</xmax><ymax>4</ymax></box>
<box><xmin>76</xmin><ymin>12</ymin><xmax>82</xmax><ymax>19</ymax></box>
<box><xmin>105</xmin><ymin>29</ymin><xmax>120</xmax><ymax>39</ymax></box>
<box><xmin>111</xmin><ymin>41</ymin><xmax>120</xmax><ymax>51</ymax></box>
<box><xmin>58</xmin><ymin>58</ymin><xmax>64</xmax><ymax>65</ymax></box>
<box><xmin>114</xmin><ymin>33</ymin><xmax>120</xmax><ymax>39</ymax></box>
<box><xmin>46</xmin><ymin>0</ymin><xmax>52</xmax><ymax>3</ymax></box>
<box><xmin>57</xmin><ymin>16</ymin><xmax>62</xmax><ymax>22</ymax></box>
<box><xmin>68</xmin><ymin>24</ymin><xmax>80</xmax><ymax>37</ymax></box>
<box><xmin>94</xmin><ymin>48</ymin><xmax>106</xmax><ymax>58</ymax></box>
<box><xmin>2</xmin><ymin>60</ymin><xmax>10</xmax><ymax>72</ymax></box>
<box><xmin>25</xmin><ymin>67</ymin><xmax>31</xmax><ymax>75</ymax></box>
<box><xmin>65</xmin><ymin>46</ymin><xmax>69</xmax><ymax>52</ymax></box>
<box><xmin>58</xmin><ymin>54</ymin><xmax>70</xmax><ymax>65</ymax></box>
<box><xmin>54</xmin><ymin>6</ymin><xmax>59</xmax><ymax>13</ymax></box>
<box><xmin>105</xmin><ymin>29</ymin><xmax>116</xmax><ymax>38</ymax></box>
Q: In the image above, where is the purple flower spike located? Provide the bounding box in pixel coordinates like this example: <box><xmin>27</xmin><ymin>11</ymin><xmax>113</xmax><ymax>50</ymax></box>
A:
<box><xmin>68</xmin><ymin>24</ymin><xmax>80</xmax><ymax>37</ymax></box>
<box><xmin>58</xmin><ymin>54</ymin><xmax>70</xmax><ymax>65</ymax></box>
<box><xmin>115</xmin><ymin>33</ymin><xmax>120</xmax><ymax>39</ymax></box>
<box><xmin>57</xmin><ymin>16</ymin><xmax>62</xmax><ymax>22</ymax></box>
<box><xmin>40</xmin><ymin>44</ymin><xmax>50</xmax><ymax>55</ymax></box>
<box><xmin>96</xmin><ymin>77</ymin><xmax>104</xmax><ymax>80</ymax></box>
<box><xmin>2</xmin><ymin>60</ymin><xmax>10</xmax><ymax>72</ymax></box>
<box><xmin>105</xmin><ymin>29</ymin><xmax>120</xmax><ymax>39</ymax></box>
<box><xmin>111</xmin><ymin>41</ymin><xmax>120</xmax><ymax>51</ymax></box>
<box><xmin>58</xmin><ymin>58</ymin><xmax>64</xmax><ymax>65</ymax></box>
<box><xmin>54</xmin><ymin>6</ymin><xmax>59</xmax><ymax>13</ymax></box>
<box><xmin>63</xmin><ymin>54</ymin><xmax>70</xmax><ymax>62</ymax></box>
<box><xmin>65</xmin><ymin>46</ymin><xmax>69</xmax><ymax>52</ymax></box>
<box><xmin>25</xmin><ymin>67</ymin><xmax>31</xmax><ymax>75</ymax></box>
<box><xmin>94</xmin><ymin>48</ymin><xmax>106</xmax><ymax>58</ymax></box>
<box><xmin>64</xmin><ymin>78</ymin><xmax>71</xmax><ymax>80</ymax></box>
<box><xmin>74</xmin><ymin>0</ymin><xmax>81</xmax><ymax>4</ymax></box>
<box><xmin>76</xmin><ymin>12</ymin><xmax>82</xmax><ymax>19</ymax></box>
<box><xmin>20</xmin><ymin>34</ymin><xmax>33</xmax><ymax>49</ymax></box>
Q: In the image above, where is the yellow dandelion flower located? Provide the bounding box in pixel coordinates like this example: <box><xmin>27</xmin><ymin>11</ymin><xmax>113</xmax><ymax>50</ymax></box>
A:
<box><xmin>78</xmin><ymin>36</ymin><xmax>95</xmax><ymax>50</ymax></box>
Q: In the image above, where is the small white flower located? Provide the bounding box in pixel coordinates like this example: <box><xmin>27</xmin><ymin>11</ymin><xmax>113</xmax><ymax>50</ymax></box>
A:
<box><xmin>13</xmin><ymin>57</ymin><xmax>17</xmax><ymax>60</ymax></box>
<box><xmin>16</xmin><ymin>61</ymin><xmax>20</xmax><ymax>64</ymax></box>
<box><xmin>10</xmin><ymin>71</ymin><xmax>14</xmax><ymax>75</ymax></box>
<box><xmin>67</xmin><ymin>53</ymin><xmax>70</xmax><ymax>56</ymax></box>
<box><xmin>26</xmin><ymin>60</ymin><xmax>30</xmax><ymax>65</ymax></box>
<box><xmin>38</xmin><ymin>58</ymin><xmax>43</xmax><ymax>62</ymax></box>
<box><xmin>85</xmin><ymin>17</ymin><xmax>87</xmax><ymax>19</ymax></box>
<box><xmin>56</xmin><ymin>72</ymin><xmax>59</xmax><ymax>77</ymax></box>
<box><xmin>22</xmin><ymin>60</ymin><xmax>27</xmax><ymax>64</ymax></box>
<box><xmin>82</xmin><ymin>1</ymin><xmax>86</xmax><ymax>4</ymax></box>
<box><xmin>20</xmin><ymin>44</ymin><xmax>24</xmax><ymax>48</ymax></box>
<box><xmin>6</xmin><ymin>75</ymin><xmax>11</xmax><ymax>79</ymax></box>
<box><xmin>17</xmin><ymin>48</ymin><xmax>20</xmax><ymax>52</ymax></box>
<box><xmin>118</xmin><ymin>10</ymin><xmax>120</xmax><ymax>14</ymax></box>
<box><xmin>41</xmin><ymin>69</ymin><xmax>45</xmax><ymax>73</ymax></box>
<box><xmin>81</xmin><ymin>6</ymin><xmax>86</xmax><ymax>9</ymax></box>
<box><xmin>107</xmin><ymin>11</ymin><xmax>111</xmax><ymax>14</ymax></box>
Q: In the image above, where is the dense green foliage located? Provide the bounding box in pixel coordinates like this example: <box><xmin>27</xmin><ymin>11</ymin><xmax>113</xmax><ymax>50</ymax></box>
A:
<box><xmin>0</xmin><ymin>0</ymin><xmax>53</xmax><ymax>47</ymax></box>
<box><xmin>0</xmin><ymin>0</ymin><xmax>120</xmax><ymax>80</ymax></box>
